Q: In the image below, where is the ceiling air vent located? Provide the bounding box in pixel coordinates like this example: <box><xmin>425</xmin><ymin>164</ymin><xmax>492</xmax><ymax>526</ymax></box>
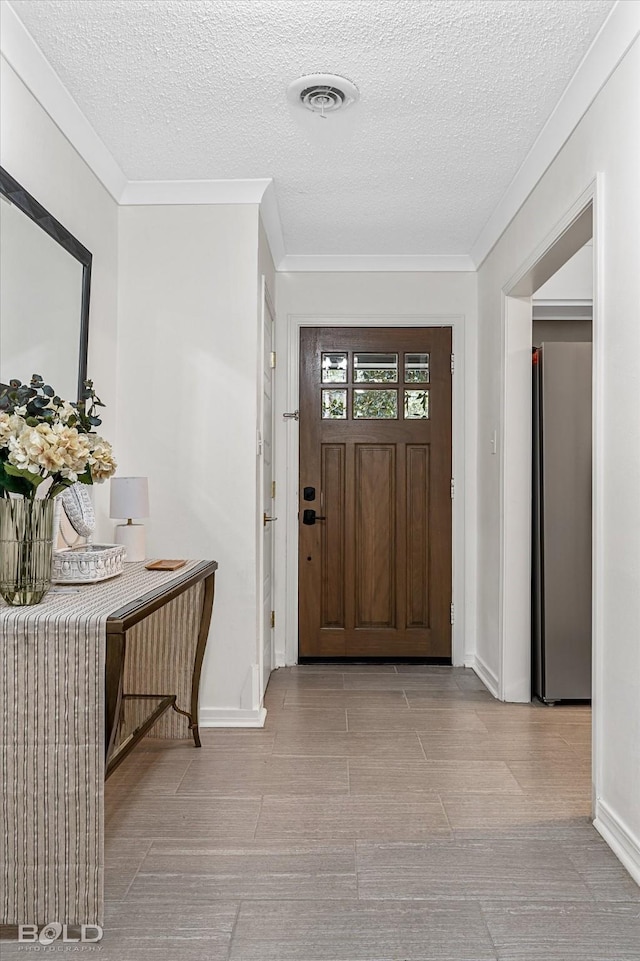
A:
<box><xmin>287</xmin><ymin>74</ymin><xmax>359</xmax><ymax>117</ymax></box>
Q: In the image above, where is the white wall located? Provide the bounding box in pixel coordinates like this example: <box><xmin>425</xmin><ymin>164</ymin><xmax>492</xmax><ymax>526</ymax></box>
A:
<box><xmin>275</xmin><ymin>270</ymin><xmax>478</xmax><ymax>670</ymax></box>
<box><xmin>0</xmin><ymin>57</ymin><xmax>119</xmax><ymax>534</ymax></box>
<box><xmin>117</xmin><ymin>203</ymin><xmax>264</xmax><ymax>720</ymax></box>
<box><xmin>1</xmin><ymin>53</ymin><xmax>272</xmax><ymax>723</ymax></box>
<box><xmin>476</xmin><ymin>39</ymin><xmax>640</xmax><ymax>875</ymax></box>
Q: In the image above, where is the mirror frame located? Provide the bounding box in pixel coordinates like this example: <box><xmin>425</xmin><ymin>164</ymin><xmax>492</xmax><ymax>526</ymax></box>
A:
<box><xmin>0</xmin><ymin>165</ymin><xmax>92</xmax><ymax>401</ymax></box>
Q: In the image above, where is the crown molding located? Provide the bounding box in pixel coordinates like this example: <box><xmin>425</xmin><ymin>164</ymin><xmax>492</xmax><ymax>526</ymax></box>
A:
<box><xmin>119</xmin><ymin>177</ymin><xmax>272</xmax><ymax>205</ymax></box>
<box><xmin>0</xmin><ymin>0</ymin><xmax>128</xmax><ymax>200</ymax></box>
<box><xmin>4</xmin><ymin>0</ymin><xmax>637</xmax><ymax>274</ymax></box>
<box><xmin>119</xmin><ymin>177</ymin><xmax>287</xmax><ymax>268</ymax></box>
<box><xmin>471</xmin><ymin>1</ymin><xmax>640</xmax><ymax>267</ymax></box>
<box><xmin>278</xmin><ymin>254</ymin><xmax>475</xmax><ymax>273</ymax></box>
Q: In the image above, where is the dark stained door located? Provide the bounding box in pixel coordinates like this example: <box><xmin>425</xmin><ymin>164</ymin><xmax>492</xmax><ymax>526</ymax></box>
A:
<box><xmin>299</xmin><ymin>327</ymin><xmax>452</xmax><ymax>658</ymax></box>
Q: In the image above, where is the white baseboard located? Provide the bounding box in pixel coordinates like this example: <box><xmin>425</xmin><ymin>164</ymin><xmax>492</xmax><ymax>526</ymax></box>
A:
<box><xmin>464</xmin><ymin>652</ymin><xmax>500</xmax><ymax>698</ymax></box>
<box><xmin>199</xmin><ymin>707</ymin><xmax>267</xmax><ymax>728</ymax></box>
<box><xmin>594</xmin><ymin>798</ymin><xmax>640</xmax><ymax>887</ymax></box>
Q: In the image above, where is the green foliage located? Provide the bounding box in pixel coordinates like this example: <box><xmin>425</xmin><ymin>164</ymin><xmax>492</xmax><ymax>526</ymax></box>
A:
<box><xmin>0</xmin><ymin>375</ymin><xmax>115</xmax><ymax>500</ymax></box>
<box><xmin>354</xmin><ymin>368</ymin><xmax>397</xmax><ymax>384</ymax></box>
<box><xmin>0</xmin><ymin>461</ymin><xmax>34</xmax><ymax>497</ymax></box>
<box><xmin>0</xmin><ymin>375</ymin><xmax>104</xmax><ymax>431</ymax></box>
<box><xmin>404</xmin><ymin>390</ymin><xmax>430</xmax><ymax>419</ymax></box>
<box><xmin>353</xmin><ymin>389</ymin><xmax>397</xmax><ymax>419</ymax></box>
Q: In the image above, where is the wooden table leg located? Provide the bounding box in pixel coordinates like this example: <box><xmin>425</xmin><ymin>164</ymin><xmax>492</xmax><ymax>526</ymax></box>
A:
<box><xmin>189</xmin><ymin>572</ymin><xmax>216</xmax><ymax>748</ymax></box>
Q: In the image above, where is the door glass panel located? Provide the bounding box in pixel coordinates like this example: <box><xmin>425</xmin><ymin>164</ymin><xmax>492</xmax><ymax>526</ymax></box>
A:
<box><xmin>353</xmin><ymin>352</ymin><xmax>398</xmax><ymax>383</ymax></box>
<box><xmin>353</xmin><ymin>389</ymin><xmax>398</xmax><ymax>419</ymax></box>
<box><xmin>405</xmin><ymin>353</ymin><xmax>430</xmax><ymax>383</ymax></box>
<box><xmin>321</xmin><ymin>352</ymin><xmax>348</xmax><ymax>383</ymax></box>
<box><xmin>321</xmin><ymin>389</ymin><xmax>347</xmax><ymax>419</ymax></box>
<box><xmin>404</xmin><ymin>389</ymin><xmax>430</xmax><ymax>419</ymax></box>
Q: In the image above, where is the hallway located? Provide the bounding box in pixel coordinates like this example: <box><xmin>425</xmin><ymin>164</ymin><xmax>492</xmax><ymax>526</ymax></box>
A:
<box><xmin>96</xmin><ymin>665</ymin><xmax>639</xmax><ymax>959</ymax></box>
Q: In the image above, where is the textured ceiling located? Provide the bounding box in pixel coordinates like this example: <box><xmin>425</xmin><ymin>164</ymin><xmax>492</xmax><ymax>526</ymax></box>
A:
<box><xmin>10</xmin><ymin>0</ymin><xmax>614</xmax><ymax>257</ymax></box>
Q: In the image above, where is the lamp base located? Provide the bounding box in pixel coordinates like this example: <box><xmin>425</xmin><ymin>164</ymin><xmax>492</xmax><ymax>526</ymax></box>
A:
<box><xmin>114</xmin><ymin>523</ymin><xmax>146</xmax><ymax>562</ymax></box>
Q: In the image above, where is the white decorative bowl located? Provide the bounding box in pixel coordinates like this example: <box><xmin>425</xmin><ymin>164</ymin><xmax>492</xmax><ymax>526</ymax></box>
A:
<box><xmin>52</xmin><ymin>544</ymin><xmax>126</xmax><ymax>584</ymax></box>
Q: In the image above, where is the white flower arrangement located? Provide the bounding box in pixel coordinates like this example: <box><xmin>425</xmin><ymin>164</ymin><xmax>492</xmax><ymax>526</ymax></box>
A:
<box><xmin>0</xmin><ymin>375</ymin><xmax>117</xmax><ymax>500</ymax></box>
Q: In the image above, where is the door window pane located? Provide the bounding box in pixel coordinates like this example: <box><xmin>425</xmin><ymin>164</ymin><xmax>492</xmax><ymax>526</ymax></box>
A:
<box><xmin>404</xmin><ymin>389</ymin><xmax>430</xmax><ymax>419</ymax></box>
<box><xmin>353</xmin><ymin>352</ymin><xmax>398</xmax><ymax>383</ymax></box>
<box><xmin>321</xmin><ymin>389</ymin><xmax>347</xmax><ymax>419</ymax></box>
<box><xmin>353</xmin><ymin>389</ymin><xmax>398</xmax><ymax>419</ymax></box>
<box><xmin>321</xmin><ymin>352</ymin><xmax>348</xmax><ymax>383</ymax></box>
<box><xmin>405</xmin><ymin>353</ymin><xmax>430</xmax><ymax>383</ymax></box>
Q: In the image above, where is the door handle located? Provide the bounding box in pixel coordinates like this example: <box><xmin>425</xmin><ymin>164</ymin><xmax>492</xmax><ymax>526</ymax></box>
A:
<box><xmin>302</xmin><ymin>509</ymin><xmax>326</xmax><ymax>525</ymax></box>
<box><xmin>263</xmin><ymin>513</ymin><xmax>278</xmax><ymax>526</ymax></box>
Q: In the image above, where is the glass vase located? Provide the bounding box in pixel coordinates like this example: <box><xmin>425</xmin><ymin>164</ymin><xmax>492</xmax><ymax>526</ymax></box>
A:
<box><xmin>0</xmin><ymin>497</ymin><xmax>55</xmax><ymax>606</ymax></box>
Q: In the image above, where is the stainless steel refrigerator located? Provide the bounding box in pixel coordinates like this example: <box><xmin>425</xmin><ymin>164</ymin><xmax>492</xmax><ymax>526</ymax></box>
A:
<box><xmin>532</xmin><ymin>342</ymin><xmax>592</xmax><ymax>703</ymax></box>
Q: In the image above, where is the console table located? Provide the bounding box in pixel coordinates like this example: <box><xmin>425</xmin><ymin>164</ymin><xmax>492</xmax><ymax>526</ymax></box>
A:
<box><xmin>1</xmin><ymin>559</ymin><xmax>217</xmax><ymax>927</ymax></box>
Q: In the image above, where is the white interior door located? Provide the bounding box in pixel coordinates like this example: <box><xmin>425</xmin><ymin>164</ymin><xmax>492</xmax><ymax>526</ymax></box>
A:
<box><xmin>259</xmin><ymin>279</ymin><xmax>275</xmax><ymax>695</ymax></box>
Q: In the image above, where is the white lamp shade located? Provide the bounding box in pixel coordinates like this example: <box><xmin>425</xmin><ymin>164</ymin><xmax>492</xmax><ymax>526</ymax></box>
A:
<box><xmin>109</xmin><ymin>477</ymin><xmax>149</xmax><ymax>520</ymax></box>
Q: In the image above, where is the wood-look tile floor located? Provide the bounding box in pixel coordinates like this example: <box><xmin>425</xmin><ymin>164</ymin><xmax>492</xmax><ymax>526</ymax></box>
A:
<box><xmin>5</xmin><ymin>666</ymin><xmax>639</xmax><ymax>960</ymax></box>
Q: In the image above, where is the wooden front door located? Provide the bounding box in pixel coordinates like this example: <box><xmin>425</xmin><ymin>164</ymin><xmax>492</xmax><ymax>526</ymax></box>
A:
<box><xmin>299</xmin><ymin>327</ymin><xmax>452</xmax><ymax>658</ymax></box>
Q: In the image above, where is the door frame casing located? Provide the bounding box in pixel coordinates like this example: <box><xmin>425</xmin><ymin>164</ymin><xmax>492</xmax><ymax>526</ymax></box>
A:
<box><xmin>275</xmin><ymin>312</ymin><xmax>472</xmax><ymax>669</ymax></box>
<box><xmin>256</xmin><ymin>275</ymin><xmax>276</xmax><ymax>699</ymax></box>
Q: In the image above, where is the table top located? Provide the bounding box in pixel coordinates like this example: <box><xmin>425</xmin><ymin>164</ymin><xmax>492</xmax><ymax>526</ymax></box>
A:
<box><xmin>0</xmin><ymin>559</ymin><xmax>217</xmax><ymax>629</ymax></box>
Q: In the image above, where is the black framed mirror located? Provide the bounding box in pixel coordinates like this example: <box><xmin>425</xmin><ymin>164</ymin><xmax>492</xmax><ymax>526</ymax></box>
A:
<box><xmin>0</xmin><ymin>166</ymin><xmax>92</xmax><ymax>402</ymax></box>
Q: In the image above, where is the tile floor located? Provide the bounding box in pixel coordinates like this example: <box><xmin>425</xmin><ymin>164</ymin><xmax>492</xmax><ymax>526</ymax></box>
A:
<box><xmin>4</xmin><ymin>665</ymin><xmax>640</xmax><ymax>960</ymax></box>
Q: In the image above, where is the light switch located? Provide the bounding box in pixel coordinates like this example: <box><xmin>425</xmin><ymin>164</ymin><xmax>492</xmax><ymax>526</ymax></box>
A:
<box><xmin>491</xmin><ymin>430</ymin><xmax>497</xmax><ymax>455</ymax></box>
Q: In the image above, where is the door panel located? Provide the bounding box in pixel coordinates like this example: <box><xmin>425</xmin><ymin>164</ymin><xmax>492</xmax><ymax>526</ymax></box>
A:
<box><xmin>406</xmin><ymin>445</ymin><xmax>430</xmax><ymax>628</ymax></box>
<box><xmin>299</xmin><ymin>327</ymin><xmax>452</xmax><ymax>659</ymax></box>
<box><xmin>355</xmin><ymin>445</ymin><xmax>396</xmax><ymax>629</ymax></box>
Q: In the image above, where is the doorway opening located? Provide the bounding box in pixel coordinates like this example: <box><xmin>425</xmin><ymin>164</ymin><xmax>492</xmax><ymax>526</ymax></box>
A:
<box><xmin>277</xmin><ymin>311</ymin><xmax>469</xmax><ymax>672</ymax></box>
<box><xmin>531</xmin><ymin>242</ymin><xmax>593</xmax><ymax>704</ymax></box>
<box><xmin>500</xmin><ymin>184</ymin><xmax>600</xmax><ymax>816</ymax></box>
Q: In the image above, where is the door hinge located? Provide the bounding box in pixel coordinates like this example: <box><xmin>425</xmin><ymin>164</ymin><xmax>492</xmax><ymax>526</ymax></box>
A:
<box><xmin>271</xmin><ymin>480</ymin><xmax>276</xmax><ymax>499</ymax></box>
<box><xmin>270</xmin><ymin>351</ymin><xmax>276</xmax><ymax>368</ymax></box>
<box><xmin>450</xmin><ymin>603</ymin><xmax>455</xmax><ymax>625</ymax></box>
<box><xmin>450</xmin><ymin>478</ymin><xmax>455</xmax><ymax>499</ymax></box>
<box><xmin>450</xmin><ymin>353</ymin><xmax>455</xmax><ymax>375</ymax></box>
<box><xmin>270</xmin><ymin>610</ymin><xmax>276</xmax><ymax>629</ymax></box>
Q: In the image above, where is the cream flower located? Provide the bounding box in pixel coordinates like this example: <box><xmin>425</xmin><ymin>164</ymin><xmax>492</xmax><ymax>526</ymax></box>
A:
<box><xmin>47</xmin><ymin>399</ymin><xmax>77</xmax><ymax>423</ymax></box>
<box><xmin>0</xmin><ymin>412</ymin><xmax>25</xmax><ymax>447</ymax></box>
<box><xmin>0</xmin><ymin>378</ymin><xmax>115</xmax><ymax>492</ymax></box>
<box><xmin>5</xmin><ymin>422</ymin><xmax>92</xmax><ymax>479</ymax></box>
<box><xmin>52</xmin><ymin>424</ymin><xmax>92</xmax><ymax>474</ymax></box>
<box><xmin>37</xmin><ymin>444</ymin><xmax>66</xmax><ymax>473</ymax></box>
<box><xmin>0</xmin><ymin>411</ymin><xmax>13</xmax><ymax>447</ymax></box>
<box><xmin>7</xmin><ymin>434</ymin><xmax>40</xmax><ymax>474</ymax></box>
<box><xmin>0</xmin><ymin>412</ymin><xmax>14</xmax><ymax>446</ymax></box>
<box><xmin>9</xmin><ymin>424</ymin><xmax>48</xmax><ymax>474</ymax></box>
<box><xmin>88</xmin><ymin>436</ymin><xmax>117</xmax><ymax>481</ymax></box>
<box><xmin>21</xmin><ymin>424</ymin><xmax>56</xmax><ymax>464</ymax></box>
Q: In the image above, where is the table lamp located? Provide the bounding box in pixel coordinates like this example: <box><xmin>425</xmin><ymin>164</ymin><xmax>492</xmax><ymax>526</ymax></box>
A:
<box><xmin>109</xmin><ymin>477</ymin><xmax>149</xmax><ymax>562</ymax></box>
